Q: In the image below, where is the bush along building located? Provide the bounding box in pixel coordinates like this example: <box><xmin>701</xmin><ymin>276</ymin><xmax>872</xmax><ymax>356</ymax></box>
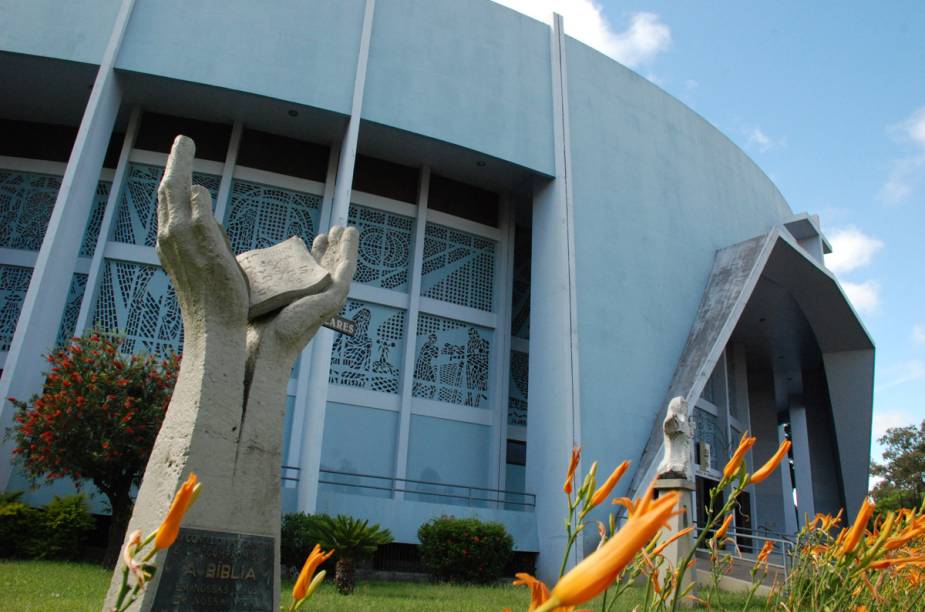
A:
<box><xmin>0</xmin><ymin>0</ymin><xmax>873</xmax><ymax>579</ymax></box>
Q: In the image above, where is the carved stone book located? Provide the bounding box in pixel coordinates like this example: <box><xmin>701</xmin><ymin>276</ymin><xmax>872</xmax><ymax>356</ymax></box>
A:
<box><xmin>237</xmin><ymin>236</ymin><xmax>331</xmax><ymax>319</ymax></box>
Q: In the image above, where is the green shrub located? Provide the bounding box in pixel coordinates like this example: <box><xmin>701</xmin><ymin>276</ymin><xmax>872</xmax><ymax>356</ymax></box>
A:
<box><xmin>417</xmin><ymin>515</ymin><xmax>513</xmax><ymax>584</ymax></box>
<box><xmin>0</xmin><ymin>498</ymin><xmax>40</xmax><ymax>557</ymax></box>
<box><xmin>40</xmin><ymin>494</ymin><xmax>95</xmax><ymax>559</ymax></box>
<box><xmin>0</xmin><ymin>493</ymin><xmax>94</xmax><ymax>559</ymax></box>
<box><xmin>280</xmin><ymin>512</ymin><xmax>327</xmax><ymax>570</ymax></box>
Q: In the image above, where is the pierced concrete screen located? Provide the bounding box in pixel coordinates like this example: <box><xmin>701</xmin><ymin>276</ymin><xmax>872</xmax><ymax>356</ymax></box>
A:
<box><xmin>225</xmin><ymin>180</ymin><xmax>321</xmax><ymax>255</ymax></box>
<box><xmin>0</xmin><ymin>264</ymin><xmax>32</xmax><ymax>351</ymax></box>
<box><xmin>0</xmin><ymin>170</ymin><xmax>61</xmax><ymax>251</ymax></box>
<box><xmin>94</xmin><ymin>260</ymin><xmax>182</xmax><ymax>355</ymax></box>
<box><xmin>113</xmin><ymin>164</ymin><xmax>220</xmax><ymax>247</ymax></box>
<box><xmin>420</xmin><ymin>223</ymin><xmax>495</xmax><ymax>312</ymax></box>
<box><xmin>79</xmin><ymin>181</ymin><xmax>111</xmax><ymax>257</ymax></box>
<box><xmin>413</xmin><ymin>313</ymin><xmax>493</xmax><ymax>408</ymax></box>
<box><xmin>329</xmin><ymin>299</ymin><xmax>406</xmax><ymax>394</ymax></box>
<box><xmin>348</xmin><ymin>204</ymin><xmax>413</xmax><ymax>292</ymax></box>
<box><xmin>56</xmin><ymin>273</ymin><xmax>88</xmax><ymax>347</ymax></box>
<box><xmin>508</xmin><ymin>349</ymin><xmax>528</xmax><ymax>427</ymax></box>
<box><xmin>693</xmin><ymin>407</ymin><xmax>725</xmax><ymax>472</ymax></box>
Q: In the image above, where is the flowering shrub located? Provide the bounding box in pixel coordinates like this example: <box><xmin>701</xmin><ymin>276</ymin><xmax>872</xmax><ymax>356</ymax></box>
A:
<box><xmin>418</xmin><ymin>515</ymin><xmax>513</xmax><ymax>584</ymax></box>
<box><xmin>9</xmin><ymin>332</ymin><xmax>179</xmax><ymax>565</ymax></box>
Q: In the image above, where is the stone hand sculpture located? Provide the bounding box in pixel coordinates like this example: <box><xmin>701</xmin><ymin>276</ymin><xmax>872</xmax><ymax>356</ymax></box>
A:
<box><xmin>656</xmin><ymin>396</ymin><xmax>693</xmax><ymax>481</ymax></box>
<box><xmin>105</xmin><ymin>135</ymin><xmax>357</xmax><ymax>611</ymax></box>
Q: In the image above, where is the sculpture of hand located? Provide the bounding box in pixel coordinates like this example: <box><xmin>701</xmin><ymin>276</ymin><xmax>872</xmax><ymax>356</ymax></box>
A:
<box><xmin>156</xmin><ymin>136</ymin><xmax>249</xmax><ymax>331</ymax></box>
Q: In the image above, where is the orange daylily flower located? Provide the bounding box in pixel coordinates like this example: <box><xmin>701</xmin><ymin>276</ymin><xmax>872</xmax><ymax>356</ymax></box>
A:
<box><xmin>839</xmin><ymin>497</ymin><xmax>875</xmax><ymax>556</ymax></box>
<box><xmin>563</xmin><ymin>446</ymin><xmax>581</xmax><ymax>495</ymax></box>
<box><xmin>154</xmin><ymin>473</ymin><xmax>201</xmax><ymax>550</ymax></box>
<box><xmin>869</xmin><ymin>554</ymin><xmax>925</xmax><ymax>570</ymax></box>
<box><xmin>293</xmin><ymin>544</ymin><xmax>334</xmax><ymax>602</ymax></box>
<box><xmin>513</xmin><ymin>572</ymin><xmax>553</xmax><ymax>611</ymax></box>
<box><xmin>590</xmin><ymin>460</ymin><xmax>629</xmax><ymax>507</ymax></box>
<box><xmin>723</xmin><ymin>432</ymin><xmax>756</xmax><ymax>480</ymax></box>
<box><xmin>538</xmin><ymin>487</ymin><xmax>680</xmax><ymax>611</ymax></box>
<box><xmin>748</xmin><ymin>440</ymin><xmax>791</xmax><ymax>485</ymax></box>
<box><xmin>652</xmin><ymin>526</ymin><xmax>694</xmax><ymax>558</ymax></box>
<box><xmin>713</xmin><ymin>514</ymin><xmax>734</xmax><ymax>542</ymax></box>
<box><xmin>755</xmin><ymin>540</ymin><xmax>775</xmax><ymax>567</ymax></box>
<box><xmin>611</xmin><ymin>481</ymin><xmax>656</xmax><ymax>519</ymax></box>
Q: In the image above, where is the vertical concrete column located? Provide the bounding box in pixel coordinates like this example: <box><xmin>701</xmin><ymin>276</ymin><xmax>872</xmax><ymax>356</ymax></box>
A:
<box><xmin>788</xmin><ymin>395</ymin><xmax>815</xmax><ymax>525</ymax></box>
<box><xmin>297</xmin><ymin>0</ymin><xmax>376</xmax><ymax>513</ymax></box>
<box><xmin>526</xmin><ymin>12</ymin><xmax>583</xmax><ymax>582</ymax></box>
<box><xmin>0</xmin><ymin>0</ymin><xmax>136</xmax><ymax>490</ymax></box>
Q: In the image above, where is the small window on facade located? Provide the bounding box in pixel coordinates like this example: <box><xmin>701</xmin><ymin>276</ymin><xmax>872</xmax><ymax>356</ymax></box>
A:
<box><xmin>506</xmin><ymin>440</ymin><xmax>526</xmax><ymax>466</ymax></box>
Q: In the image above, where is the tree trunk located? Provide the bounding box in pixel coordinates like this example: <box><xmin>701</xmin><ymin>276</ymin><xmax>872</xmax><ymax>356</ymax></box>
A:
<box><xmin>102</xmin><ymin>490</ymin><xmax>133</xmax><ymax>568</ymax></box>
<box><xmin>334</xmin><ymin>557</ymin><xmax>356</xmax><ymax>595</ymax></box>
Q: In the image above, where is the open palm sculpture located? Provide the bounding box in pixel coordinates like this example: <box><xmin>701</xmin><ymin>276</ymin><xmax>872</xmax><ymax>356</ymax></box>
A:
<box><xmin>104</xmin><ymin>136</ymin><xmax>357</xmax><ymax>610</ymax></box>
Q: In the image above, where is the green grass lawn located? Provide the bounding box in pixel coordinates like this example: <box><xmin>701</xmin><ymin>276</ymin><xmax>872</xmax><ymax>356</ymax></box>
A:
<box><xmin>0</xmin><ymin>559</ymin><xmax>757</xmax><ymax>610</ymax></box>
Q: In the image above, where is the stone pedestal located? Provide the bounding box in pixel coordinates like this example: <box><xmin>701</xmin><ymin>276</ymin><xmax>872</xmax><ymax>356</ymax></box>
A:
<box><xmin>654</xmin><ymin>478</ymin><xmax>696</xmax><ymax>600</ymax></box>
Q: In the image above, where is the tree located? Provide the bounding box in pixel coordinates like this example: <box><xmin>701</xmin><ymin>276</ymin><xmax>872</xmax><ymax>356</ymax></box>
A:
<box><xmin>311</xmin><ymin>514</ymin><xmax>393</xmax><ymax>594</ymax></box>
<box><xmin>870</xmin><ymin>420</ymin><xmax>925</xmax><ymax>513</ymax></box>
<box><xmin>8</xmin><ymin>332</ymin><xmax>179</xmax><ymax>566</ymax></box>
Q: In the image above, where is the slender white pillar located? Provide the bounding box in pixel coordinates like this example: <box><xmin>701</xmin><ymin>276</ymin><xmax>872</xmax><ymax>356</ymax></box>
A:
<box><xmin>526</xmin><ymin>12</ymin><xmax>583</xmax><ymax>582</ymax></box>
<box><xmin>0</xmin><ymin>0</ymin><xmax>137</xmax><ymax>489</ymax></box>
<box><xmin>490</xmin><ymin>202</ymin><xmax>515</xmax><ymax>493</ymax></box>
<box><xmin>213</xmin><ymin>120</ymin><xmax>243</xmax><ymax>223</ymax></box>
<box><xmin>296</xmin><ymin>0</ymin><xmax>376</xmax><ymax>512</ymax></box>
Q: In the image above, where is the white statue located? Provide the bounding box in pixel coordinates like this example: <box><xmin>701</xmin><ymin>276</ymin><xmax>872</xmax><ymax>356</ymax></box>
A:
<box><xmin>656</xmin><ymin>396</ymin><xmax>693</xmax><ymax>481</ymax></box>
<box><xmin>105</xmin><ymin>135</ymin><xmax>358</xmax><ymax>610</ymax></box>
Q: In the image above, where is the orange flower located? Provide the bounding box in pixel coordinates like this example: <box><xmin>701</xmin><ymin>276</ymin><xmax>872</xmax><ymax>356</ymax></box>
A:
<box><xmin>563</xmin><ymin>446</ymin><xmax>581</xmax><ymax>495</ymax></box>
<box><xmin>723</xmin><ymin>432</ymin><xmax>756</xmax><ymax>480</ymax></box>
<box><xmin>748</xmin><ymin>440</ymin><xmax>792</xmax><ymax>485</ymax></box>
<box><xmin>756</xmin><ymin>540</ymin><xmax>775</xmax><ymax>565</ymax></box>
<box><xmin>590</xmin><ymin>460</ymin><xmax>629</xmax><ymax>507</ymax></box>
<box><xmin>839</xmin><ymin>497</ymin><xmax>875</xmax><ymax>556</ymax></box>
<box><xmin>154</xmin><ymin>473</ymin><xmax>201</xmax><ymax>550</ymax></box>
<box><xmin>652</xmin><ymin>526</ymin><xmax>694</xmax><ymax>558</ymax></box>
<box><xmin>540</xmin><ymin>487</ymin><xmax>680</xmax><ymax>610</ymax></box>
<box><xmin>713</xmin><ymin>514</ymin><xmax>734</xmax><ymax>542</ymax></box>
<box><xmin>513</xmin><ymin>572</ymin><xmax>552</xmax><ymax>611</ymax></box>
<box><xmin>869</xmin><ymin>554</ymin><xmax>925</xmax><ymax>570</ymax></box>
<box><xmin>293</xmin><ymin>544</ymin><xmax>334</xmax><ymax>602</ymax></box>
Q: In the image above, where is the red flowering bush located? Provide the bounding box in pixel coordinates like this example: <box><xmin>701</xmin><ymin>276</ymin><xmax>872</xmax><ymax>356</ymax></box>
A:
<box><xmin>8</xmin><ymin>332</ymin><xmax>179</xmax><ymax>565</ymax></box>
<box><xmin>418</xmin><ymin>515</ymin><xmax>513</xmax><ymax>584</ymax></box>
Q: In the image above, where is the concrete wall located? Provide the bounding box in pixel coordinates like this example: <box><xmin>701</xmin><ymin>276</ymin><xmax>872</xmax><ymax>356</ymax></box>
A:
<box><xmin>0</xmin><ymin>0</ymin><xmax>122</xmax><ymax>65</ymax></box>
<box><xmin>564</xmin><ymin>38</ymin><xmax>792</xmax><ymax>498</ymax></box>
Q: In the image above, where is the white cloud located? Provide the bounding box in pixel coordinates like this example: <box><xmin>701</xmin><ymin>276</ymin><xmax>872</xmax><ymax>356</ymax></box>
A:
<box><xmin>913</xmin><ymin>324</ymin><xmax>925</xmax><ymax>345</ymax></box>
<box><xmin>742</xmin><ymin>125</ymin><xmax>785</xmax><ymax>153</ymax></box>
<box><xmin>842</xmin><ymin>280</ymin><xmax>880</xmax><ymax>315</ymax></box>
<box><xmin>491</xmin><ymin>1</ymin><xmax>670</xmax><ymax>68</ymax></box>
<box><xmin>877</xmin><ymin>360</ymin><xmax>925</xmax><ymax>391</ymax></box>
<box><xmin>824</xmin><ymin>227</ymin><xmax>884</xmax><ymax>273</ymax></box>
<box><xmin>880</xmin><ymin>106</ymin><xmax>925</xmax><ymax>204</ymax></box>
<box><xmin>879</xmin><ymin>154</ymin><xmax>925</xmax><ymax>204</ymax></box>
<box><xmin>872</xmin><ymin>408</ymin><xmax>917</xmax><ymax>440</ymax></box>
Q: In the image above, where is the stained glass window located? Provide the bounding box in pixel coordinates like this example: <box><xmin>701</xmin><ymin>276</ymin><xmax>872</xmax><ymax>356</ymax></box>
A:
<box><xmin>0</xmin><ymin>170</ymin><xmax>62</xmax><ymax>251</ymax></box>
<box><xmin>55</xmin><ymin>273</ymin><xmax>88</xmax><ymax>347</ymax></box>
<box><xmin>693</xmin><ymin>407</ymin><xmax>726</xmax><ymax>472</ymax></box>
<box><xmin>224</xmin><ymin>179</ymin><xmax>321</xmax><ymax>254</ymax></box>
<box><xmin>348</xmin><ymin>204</ymin><xmax>413</xmax><ymax>292</ymax></box>
<box><xmin>79</xmin><ymin>181</ymin><xmax>112</xmax><ymax>257</ymax></box>
<box><xmin>0</xmin><ymin>265</ymin><xmax>32</xmax><ymax>351</ymax></box>
<box><xmin>508</xmin><ymin>350</ymin><xmax>528</xmax><ymax>427</ymax></box>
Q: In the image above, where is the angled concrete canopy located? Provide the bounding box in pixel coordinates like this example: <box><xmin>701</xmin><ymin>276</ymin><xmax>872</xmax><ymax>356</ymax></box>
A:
<box><xmin>631</xmin><ymin>227</ymin><xmax>874</xmax><ymax>520</ymax></box>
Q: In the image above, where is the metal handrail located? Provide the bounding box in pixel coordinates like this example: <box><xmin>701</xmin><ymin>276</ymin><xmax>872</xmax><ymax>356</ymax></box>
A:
<box><xmin>315</xmin><ymin>467</ymin><xmax>536</xmax><ymax>511</ymax></box>
<box><xmin>693</xmin><ymin>522</ymin><xmax>795</xmax><ymax>576</ymax></box>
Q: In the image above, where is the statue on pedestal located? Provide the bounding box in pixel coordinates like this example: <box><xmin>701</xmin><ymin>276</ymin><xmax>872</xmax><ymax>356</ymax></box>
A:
<box><xmin>104</xmin><ymin>135</ymin><xmax>357</xmax><ymax>611</ymax></box>
<box><xmin>656</xmin><ymin>396</ymin><xmax>693</xmax><ymax>481</ymax></box>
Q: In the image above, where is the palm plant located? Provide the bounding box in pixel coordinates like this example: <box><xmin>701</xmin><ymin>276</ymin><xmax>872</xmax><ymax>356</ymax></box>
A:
<box><xmin>312</xmin><ymin>514</ymin><xmax>393</xmax><ymax>594</ymax></box>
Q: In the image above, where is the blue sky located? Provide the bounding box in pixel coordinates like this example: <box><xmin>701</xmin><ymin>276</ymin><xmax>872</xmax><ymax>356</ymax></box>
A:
<box><xmin>494</xmin><ymin>1</ymin><xmax>925</xmax><ymax>465</ymax></box>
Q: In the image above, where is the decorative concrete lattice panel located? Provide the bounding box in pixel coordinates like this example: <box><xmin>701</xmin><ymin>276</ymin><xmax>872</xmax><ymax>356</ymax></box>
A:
<box><xmin>508</xmin><ymin>349</ymin><xmax>528</xmax><ymax>427</ymax></box>
<box><xmin>0</xmin><ymin>265</ymin><xmax>32</xmax><ymax>351</ymax></box>
<box><xmin>55</xmin><ymin>273</ymin><xmax>88</xmax><ymax>347</ymax></box>
<box><xmin>113</xmin><ymin>164</ymin><xmax>220</xmax><ymax>247</ymax></box>
<box><xmin>225</xmin><ymin>180</ymin><xmax>321</xmax><ymax>255</ymax></box>
<box><xmin>94</xmin><ymin>260</ymin><xmax>182</xmax><ymax>355</ymax></box>
<box><xmin>0</xmin><ymin>170</ymin><xmax>62</xmax><ymax>251</ymax></box>
<box><xmin>693</xmin><ymin>407</ymin><xmax>726</xmax><ymax>472</ymax></box>
<box><xmin>79</xmin><ymin>181</ymin><xmax>112</xmax><ymax>257</ymax></box>
<box><xmin>413</xmin><ymin>313</ymin><xmax>493</xmax><ymax>408</ymax></box>
<box><xmin>329</xmin><ymin>299</ymin><xmax>406</xmax><ymax>394</ymax></box>
<box><xmin>348</xmin><ymin>204</ymin><xmax>413</xmax><ymax>292</ymax></box>
<box><xmin>420</xmin><ymin>223</ymin><xmax>495</xmax><ymax>312</ymax></box>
